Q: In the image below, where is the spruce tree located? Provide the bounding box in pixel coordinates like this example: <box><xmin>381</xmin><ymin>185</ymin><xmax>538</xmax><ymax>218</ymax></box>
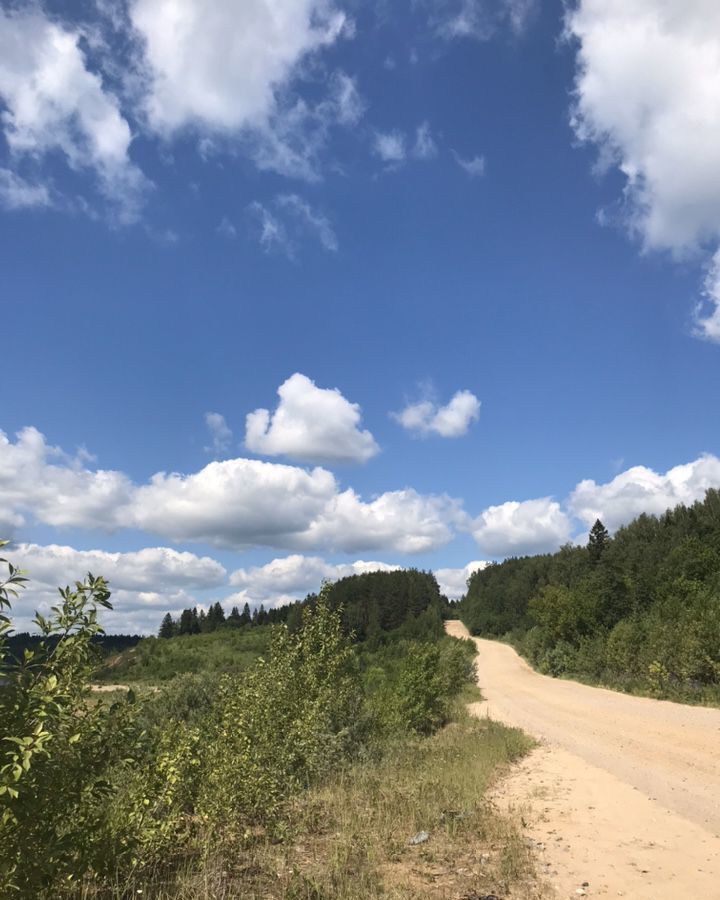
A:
<box><xmin>178</xmin><ymin>608</ymin><xmax>194</xmax><ymax>635</ymax></box>
<box><xmin>588</xmin><ymin>519</ymin><xmax>610</xmax><ymax>565</ymax></box>
<box><xmin>158</xmin><ymin>612</ymin><xmax>175</xmax><ymax>638</ymax></box>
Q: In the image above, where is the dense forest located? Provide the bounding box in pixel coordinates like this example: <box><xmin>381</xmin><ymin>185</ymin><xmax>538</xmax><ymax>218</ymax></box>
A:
<box><xmin>460</xmin><ymin>488</ymin><xmax>720</xmax><ymax>702</ymax></box>
<box><xmin>161</xmin><ymin>568</ymin><xmax>447</xmax><ymax>640</ymax></box>
<box><xmin>0</xmin><ymin>553</ymin><xmax>491</xmax><ymax>897</ymax></box>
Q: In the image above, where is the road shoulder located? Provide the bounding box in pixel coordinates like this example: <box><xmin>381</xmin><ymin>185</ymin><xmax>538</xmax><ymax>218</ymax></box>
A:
<box><xmin>482</xmin><ymin>733</ymin><xmax>720</xmax><ymax>899</ymax></box>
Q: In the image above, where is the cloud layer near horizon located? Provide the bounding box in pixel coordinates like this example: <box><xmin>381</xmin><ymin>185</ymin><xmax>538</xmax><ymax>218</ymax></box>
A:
<box><xmin>3</xmin><ymin>422</ymin><xmax>720</xmax><ymax>563</ymax></box>
<box><xmin>0</xmin><ymin>425</ymin><xmax>455</xmax><ymax>554</ymax></box>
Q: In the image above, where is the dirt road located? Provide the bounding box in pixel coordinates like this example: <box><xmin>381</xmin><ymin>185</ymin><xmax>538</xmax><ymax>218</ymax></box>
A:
<box><xmin>446</xmin><ymin>621</ymin><xmax>720</xmax><ymax>898</ymax></box>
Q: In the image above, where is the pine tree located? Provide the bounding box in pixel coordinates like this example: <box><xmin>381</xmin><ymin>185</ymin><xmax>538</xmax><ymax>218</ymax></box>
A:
<box><xmin>212</xmin><ymin>601</ymin><xmax>226</xmax><ymax>627</ymax></box>
<box><xmin>191</xmin><ymin>606</ymin><xmax>201</xmax><ymax>634</ymax></box>
<box><xmin>588</xmin><ymin>519</ymin><xmax>610</xmax><ymax>565</ymax></box>
<box><xmin>158</xmin><ymin>612</ymin><xmax>175</xmax><ymax>638</ymax></box>
<box><xmin>240</xmin><ymin>602</ymin><xmax>251</xmax><ymax>626</ymax></box>
<box><xmin>227</xmin><ymin>605</ymin><xmax>242</xmax><ymax>628</ymax></box>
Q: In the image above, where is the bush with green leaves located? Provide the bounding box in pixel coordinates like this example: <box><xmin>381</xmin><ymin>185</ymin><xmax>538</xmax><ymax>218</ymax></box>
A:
<box><xmin>0</xmin><ymin>545</ymin><xmax>145</xmax><ymax>896</ymax></box>
<box><xmin>197</xmin><ymin>588</ymin><xmax>361</xmax><ymax>837</ymax></box>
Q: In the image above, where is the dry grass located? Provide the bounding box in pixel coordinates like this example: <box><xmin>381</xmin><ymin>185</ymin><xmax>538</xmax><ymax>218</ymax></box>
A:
<box><xmin>86</xmin><ymin>699</ymin><xmax>549</xmax><ymax>900</ymax></box>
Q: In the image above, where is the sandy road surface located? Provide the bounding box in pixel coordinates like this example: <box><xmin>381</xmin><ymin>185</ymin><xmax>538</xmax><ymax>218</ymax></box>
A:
<box><xmin>446</xmin><ymin>621</ymin><xmax>720</xmax><ymax>898</ymax></box>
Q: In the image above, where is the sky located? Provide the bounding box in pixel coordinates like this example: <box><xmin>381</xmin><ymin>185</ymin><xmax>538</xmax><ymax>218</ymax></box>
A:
<box><xmin>1</xmin><ymin>0</ymin><xmax>720</xmax><ymax>633</ymax></box>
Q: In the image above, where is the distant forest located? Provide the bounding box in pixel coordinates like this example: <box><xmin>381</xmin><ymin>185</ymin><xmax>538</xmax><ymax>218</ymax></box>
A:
<box><xmin>460</xmin><ymin>488</ymin><xmax>720</xmax><ymax>702</ymax></box>
<box><xmin>161</xmin><ymin>568</ymin><xmax>449</xmax><ymax>644</ymax></box>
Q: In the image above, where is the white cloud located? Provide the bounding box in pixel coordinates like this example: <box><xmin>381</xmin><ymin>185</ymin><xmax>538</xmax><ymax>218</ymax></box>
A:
<box><xmin>132</xmin><ymin>456</ymin><xmax>337</xmax><ymax>547</ymax></box>
<box><xmin>472</xmin><ymin>497</ymin><xmax>572</xmax><ymax>557</ymax></box>
<box><xmin>0</xmin><ymin>425</ymin><xmax>455</xmax><ymax>555</ymax></box>
<box><xmin>299</xmin><ymin>488</ymin><xmax>460</xmax><ymax>554</ymax></box>
<box><xmin>566</xmin><ymin>0</ymin><xmax>720</xmax><ymax>342</ymax></box>
<box><xmin>0</xmin><ymin>8</ymin><xmax>147</xmax><ymax>223</ymax></box>
<box><xmin>452</xmin><ymin>151</ymin><xmax>486</xmax><ymax>178</ymax></box>
<box><xmin>695</xmin><ymin>248</ymin><xmax>720</xmax><ymax>342</ymax></box>
<box><xmin>13</xmin><ymin>543</ymin><xmax>226</xmax><ymax>593</ymax></box>
<box><xmin>228</xmin><ymin>554</ymin><xmax>400</xmax><ymax>607</ymax></box>
<box><xmin>0</xmin><ymin>168</ymin><xmax>51</xmax><ymax>210</ymax></box>
<box><xmin>248</xmin><ymin>195</ymin><xmax>337</xmax><ymax>255</ymax></box>
<box><xmin>0</xmin><ymin>427</ymin><xmax>134</xmax><ymax>531</ymax></box>
<box><xmin>434</xmin><ymin>0</ymin><xmax>536</xmax><ymax>41</ymax></box>
<box><xmin>7</xmin><ymin>543</ymin><xmax>226</xmax><ymax>634</ymax></box>
<box><xmin>129</xmin><ymin>0</ymin><xmax>355</xmax><ymax>180</ymax></box>
<box><xmin>568</xmin><ymin>454</ymin><xmax>720</xmax><ymax>533</ymax></box>
<box><xmin>374</xmin><ymin>131</ymin><xmax>406</xmax><ymax>163</ymax></box>
<box><xmin>434</xmin><ymin>560</ymin><xmax>489</xmax><ymax>598</ymax></box>
<box><xmin>393</xmin><ymin>389</ymin><xmax>480</xmax><ymax>438</ymax></box>
<box><xmin>248</xmin><ymin>201</ymin><xmax>291</xmax><ymax>255</ymax></box>
<box><xmin>204</xmin><ymin>412</ymin><xmax>233</xmax><ymax>455</ymax></box>
<box><xmin>216</xmin><ymin>216</ymin><xmax>237</xmax><ymax>239</ymax></box>
<box><xmin>130</xmin><ymin>0</ymin><xmax>347</xmax><ymax>134</ymax></box>
<box><xmin>276</xmin><ymin>194</ymin><xmax>338</xmax><ymax>251</ymax></box>
<box><xmin>245</xmin><ymin>373</ymin><xmax>379</xmax><ymax>464</ymax></box>
<box><xmin>413</xmin><ymin>122</ymin><xmax>438</xmax><ymax>160</ymax></box>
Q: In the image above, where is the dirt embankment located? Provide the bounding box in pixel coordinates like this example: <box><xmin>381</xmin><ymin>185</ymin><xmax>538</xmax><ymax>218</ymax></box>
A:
<box><xmin>446</xmin><ymin>621</ymin><xmax>720</xmax><ymax>899</ymax></box>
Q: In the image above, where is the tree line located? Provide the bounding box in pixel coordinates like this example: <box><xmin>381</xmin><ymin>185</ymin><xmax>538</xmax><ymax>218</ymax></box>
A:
<box><xmin>460</xmin><ymin>488</ymin><xmax>720</xmax><ymax>701</ymax></box>
<box><xmin>159</xmin><ymin>568</ymin><xmax>449</xmax><ymax>643</ymax></box>
<box><xmin>158</xmin><ymin>600</ymin><xmax>289</xmax><ymax>637</ymax></box>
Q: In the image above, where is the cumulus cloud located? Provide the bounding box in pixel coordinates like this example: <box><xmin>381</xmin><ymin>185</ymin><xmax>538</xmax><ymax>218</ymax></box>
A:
<box><xmin>130</xmin><ymin>0</ymin><xmax>347</xmax><ymax>134</ymax></box>
<box><xmin>298</xmin><ymin>488</ymin><xmax>460</xmax><ymax>554</ymax></box>
<box><xmin>204</xmin><ymin>412</ymin><xmax>233</xmax><ymax>455</ymax></box>
<box><xmin>470</xmin><ymin>454</ymin><xmax>720</xmax><ymax>558</ymax></box>
<box><xmin>568</xmin><ymin>454</ymin><xmax>720</xmax><ymax>533</ymax></box>
<box><xmin>566</xmin><ymin>0</ymin><xmax>720</xmax><ymax>341</ymax></box>
<box><xmin>228</xmin><ymin>554</ymin><xmax>400</xmax><ymax>607</ymax></box>
<box><xmin>0</xmin><ymin>8</ymin><xmax>148</xmax><ymax>222</ymax></box>
<box><xmin>452</xmin><ymin>151</ymin><xmax>486</xmax><ymax>178</ymax></box>
<box><xmin>393</xmin><ymin>390</ymin><xmax>480</xmax><ymax>438</ymax></box>
<box><xmin>8</xmin><ymin>543</ymin><xmax>227</xmax><ymax>634</ymax></box>
<box><xmin>13</xmin><ymin>543</ymin><xmax>226</xmax><ymax>593</ymax></box>
<box><xmin>129</xmin><ymin>0</ymin><xmax>356</xmax><ymax>180</ymax></box>
<box><xmin>0</xmin><ymin>425</ymin><xmax>455</xmax><ymax>555</ymax></box>
<box><xmin>471</xmin><ymin>497</ymin><xmax>572</xmax><ymax>557</ymax></box>
<box><xmin>434</xmin><ymin>560</ymin><xmax>489</xmax><ymax>599</ymax></box>
<box><xmin>0</xmin><ymin>427</ymin><xmax>134</xmax><ymax>531</ymax></box>
<box><xmin>245</xmin><ymin>373</ymin><xmax>379</xmax><ymax>464</ymax></box>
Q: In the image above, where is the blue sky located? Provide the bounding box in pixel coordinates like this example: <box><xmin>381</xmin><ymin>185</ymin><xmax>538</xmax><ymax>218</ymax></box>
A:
<box><xmin>2</xmin><ymin>0</ymin><xmax>720</xmax><ymax>632</ymax></box>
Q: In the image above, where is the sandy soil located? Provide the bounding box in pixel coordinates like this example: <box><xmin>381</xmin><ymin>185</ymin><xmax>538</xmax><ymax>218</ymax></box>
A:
<box><xmin>446</xmin><ymin>621</ymin><xmax>720</xmax><ymax>899</ymax></box>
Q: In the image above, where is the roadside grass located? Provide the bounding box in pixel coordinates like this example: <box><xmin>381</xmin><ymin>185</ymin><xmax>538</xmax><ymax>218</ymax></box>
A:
<box><xmin>82</xmin><ymin>706</ymin><xmax>543</xmax><ymax>900</ymax></box>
